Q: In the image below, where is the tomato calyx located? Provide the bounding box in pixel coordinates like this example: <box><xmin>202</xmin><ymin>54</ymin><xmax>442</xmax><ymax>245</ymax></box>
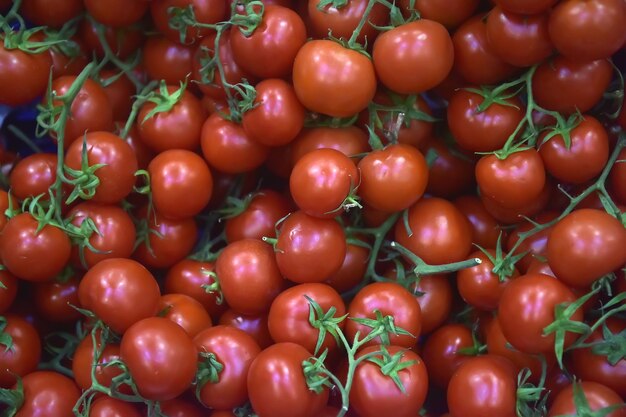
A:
<box><xmin>200</xmin><ymin>271</ymin><xmax>224</xmax><ymax>305</ymax></box>
<box><xmin>483</xmin><ymin>234</ymin><xmax>526</xmax><ymax>282</ymax></box>
<box><xmin>138</xmin><ymin>80</ymin><xmax>188</xmax><ymax>124</ymax></box>
<box><xmin>516</xmin><ymin>367</ymin><xmax>549</xmax><ymax>417</ymax></box>
<box><xmin>306</xmin><ymin>296</ymin><xmax>349</xmax><ymax>356</ymax></box>
<box><xmin>194</xmin><ymin>351</ymin><xmax>224</xmax><ymax>399</ymax></box>
<box><xmin>563</xmin><ymin>380</ymin><xmax>624</xmax><ymax>417</ymax></box>
<box><xmin>132</xmin><ymin>211</ymin><xmax>164</xmax><ymax>257</ymax></box>
<box><xmin>589</xmin><ymin>323</ymin><xmax>626</xmax><ymax>365</ymax></box>
<box><xmin>0</xmin><ymin>377</ymin><xmax>25</xmax><ymax>417</ymax></box>
<box><xmin>537</xmin><ymin>112</ymin><xmax>584</xmax><ymax>151</ymax></box>
<box><xmin>365</xmin><ymin>345</ymin><xmax>416</xmax><ymax>393</ymax></box>
<box><xmin>350</xmin><ymin>309</ymin><xmax>415</xmax><ymax>345</ymax></box>
<box><xmin>63</xmin><ymin>135</ymin><xmax>107</xmax><ymax>205</ymax></box>
<box><xmin>302</xmin><ymin>349</ymin><xmax>332</xmax><ymax>394</ymax></box>
<box><xmin>230</xmin><ymin>1</ymin><xmax>266</xmax><ymax>38</ymax></box>
<box><xmin>457</xmin><ymin>323</ymin><xmax>486</xmax><ymax>357</ymax></box>
<box><xmin>1</xmin><ymin>27</ymin><xmax>64</xmax><ymax>54</ymax></box>
<box><xmin>0</xmin><ymin>316</ymin><xmax>14</xmax><ymax>352</ymax></box>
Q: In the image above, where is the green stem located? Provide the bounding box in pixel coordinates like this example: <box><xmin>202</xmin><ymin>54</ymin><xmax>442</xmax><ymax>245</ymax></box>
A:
<box><xmin>347</xmin><ymin>0</ymin><xmax>378</xmax><ymax>47</ymax></box>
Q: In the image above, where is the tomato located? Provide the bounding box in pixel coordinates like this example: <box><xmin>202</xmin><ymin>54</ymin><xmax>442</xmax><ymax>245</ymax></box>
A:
<box><xmin>0</xmin><ymin>316</ymin><xmax>41</xmax><ymax>388</ymax></box>
<box><xmin>394</xmin><ymin>197</ymin><xmax>473</xmax><ymax>265</ymax></box>
<box><xmin>547</xmin><ymin>209</ymin><xmax>626</xmax><ymax>288</ymax></box>
<box><xmin>357</xmin><ymin>144</ymin><xmax>428</xmax><ymax>213</ymax></box>
<box><xmin>150</xmin><ymin>0</ymin><xmax>227</xmax><ymax>43</ymax></box>
<box><xmin>548</xmin><ymin>381</ymin><xmax>626</xmax><ymax>417</ymax></box>
<box><xmin>247</xmin><ymin>343</ymin><xmax>328</xmax><ymax>417</ymax></box>
<box><xmin>268</xmin><ymin>283</ymin><xmax>346</xmax><ymax>353</ymax></box>
<box><xmin>148</xmin><ymin>149</ymin><xmax>213</xmax><ymax>220</ymax></box>
<box><xmin>454</xmin><ymin>195</ymin><xmax>503</xmax><ymax>249</ymax></box>
<box><xmin>95</xmin><ymin>69</ymin><xmax>134</xmax><ymax>122</ymax></box>
<box><xmin>159</xmin><ymin>293</ymin><xmax>212</xmax><ymax>337</ymax></box>
<box><xmin>201</xmin><ymin>113</ymin><xmax>269</xmax><ymax>174</ymax></box>
<box><xmin>219</xmin><ymin>309</ymin><xmax>273</xmax><ymax>349</ymax></box>
<box><xmin>609</xmin><ymin>148</ymin><xmax>626</xmax><ymax>205</ymax></box>
<box><xmin>133</xmin><ymin>206</ymin><xmax>198</xmax><ymax>269</ymax></box>
<box><xmin>307</xmin><ymin>0</ymin><xmax>388</xmax><ymax>43</ymax></box>
<box><xmin>345</xmin><ymin>282</ymin><xmax>421</xmax><ymax>348</ymax></box>
<box><xmin>71</xmin><ymin>332</ymin><xmax>123</xmax><ymax>391</ymax></box>
<box><xmin>476</xmin><ymin>149</ymin><xmax>546</xmax><ymax>209</ymax></box>
<box><xmin>411</xmin><ymin>274</ymin><xmax>452</xmax><ymax>334</ymax></box>
<box><xmin>373</xmin><ymin>20</ymin><xmax>454</xmax><ymax>94</ymax></box>
<box><xmin>291</xmin><ymin>126</ymin><xmax>370</xmax><ymax>166</ymax></box>
<box><xmin>493</xmin><ymin>0</ymin><xmax>557</xmax><ymax>14</ymax></box>
<box><xmin>447</xmin><ymin>355</ymin><xmax>517</xmax><ymax>417</ymax></box>
<box><xmin>325</xmin><ymin>242</ymin><xmax>369</xmax><ymax>294</ymax></box>
<box><xmin>216</xmin><ymin>239</ymin><xmax>284</xmax><ymax>315</ymax></box>
<box><xmin>9</xmin><ymin>153</ymin><xmax>57</xmax><ymax>201</ymax></box>
<box><xmin>21</xmin><ymin>0</ymin><xmax>83</xmax><ymax>27</ymax></box>
<box><xmin>532</xmin><ymin>57</ymin><xmax>613</xmax><ymax>114</ymax></box>
<box><xmin>539</xmin><ymin>115</ymin><xmax>609</xmax><ymax>184</ymax></box>
<box><xmin>242</xmin><ymin>79</ymin><xmax>305</xmax><ymax>147</ymax></box>
<box><xmin>275</xmin><ymin>211</ymin><xmax>347</xmax><ymax>283</ymax></box>
<box><xmin>48</xmin><ymin>77</ymin><xmax>114</xmax><ymax>149</ymax></box>
<box><xmin>194</xmin><ymin>325</ymin><xmax>261</xmax><ymax>409</ymax></box>
<box><xmin>506</xmin><ymin>211</ymin><xmax>558</xmax><ymax>272</ymax></box>
<box><xmin>0</xmin><ymin>41</ymin><xmax>52</xmax><ymax>106</ymax></box>
<box><xmin>84</xmin><ymin>0</ymin><xmax>147</xmax><ymax>27</ymax></box>
<box><xmin>292</xmin><ymin>40</ymin><xmax>376</xmax><ymax>118</ymax></box>
<box><xmin>78</xmin><ymin>258</ymin><xmax>161</xmax><ymax>334</ymax></box>
<box><xmin>47</xmin><ymin>38</ymin><xmax>88</xmax><ymax>78</ymax></box>
<box><xmin>88</xmin><ymin>397</ymin><xmax>142</xmax><ymax>417</ymax></box>
<box><xmin>497</xmin><ymin>273</ymin><xmax>583</xmax><ymax>354</ymax></box>
<box><xmin>421</xmin><ymin>323</ymin><xmax>474</xmax><ymax>389</ymax></box>
<box><xmin>0</xmin><ymin>271</ymin><xmax>18</xmax><ymax>314</ymax></box>
<box><xmin>401</xmin><ymin>0</ymin><xmax>479</xmax><ymax>29</ymax></box>
<box><xmin>0</xmin><ymin>213</ymin><xmax>71</xmax><ymax>282</ymax></box>
<box><xmin>137</xmin><ymin>85</ymin><xmax>204</xmax><ymax>152</ymax></box>
<box><xmin>452</xmin><ymin>15</ymin><xmax>518</xmax><ymax>85</ymax></box>
<box><xmin>33</xmin><ymin>276</ymin><xmax>81</xmax><ymax>323</ymax></box>
<box><xmin>422</xmin><ymin>138</ymin><xmax>476</xmax><ymax>198</ymax></box>
<box><xmin>480</xmin><ymin>179</ymin><xmax>552</xmax><ymax>224</ymax></box>
<box><xmin>485</xmin><ymin>6</ymin><xmax>552</xmax><ymax>67</ymax></box>
<box><xmin>67</xmin><ymin>202</ymin><xmax>136</xmax><ymax>268</ymax></box>
<box><xmin>159</xmin><ymin>398</ymin><xmax>205</xmax><ymax>417</ymax></box>
<box><xmin>142</xmin><ymin>35</ymin><xmax>194</xmax><ymax>84</ymax></box>
<box><xmin>121</xmin><ymin>124</ymin><xmax>155</xmax><ymax>170</ymax></box>
<box><xmin>351</xmin><ymin>345</ymin><xmax>428</xmax><ymax>417</ymax></box>
<box><xmin>447</xmin><ymin>89</ymin><xmax>524</xmax><ymax>152</ymax></box>
<box><xmin>231</xmin><ymin>5</ymin><xmax>306</xmax><ymax>78</ymax></box>
<box><xmin>80</xmin><ymin>20</ymin><xmax>145</xmax><ymax>61</ymax></box>
<box><xmin>121</xmin><ymin>317</ymin><xmax>197</xmax><ymax>401</ymax></box>
<box><xmin>14</xmin><ymin>371</ymin><xmax>80</xmax><ymax>417</ymax></box>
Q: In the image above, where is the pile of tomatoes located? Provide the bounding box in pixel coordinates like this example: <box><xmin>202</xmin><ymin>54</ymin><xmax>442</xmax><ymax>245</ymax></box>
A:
<box><xmin>0</xmin><ymin>0</ymin><xmax>626</xmax><ymax>416</ymax></box>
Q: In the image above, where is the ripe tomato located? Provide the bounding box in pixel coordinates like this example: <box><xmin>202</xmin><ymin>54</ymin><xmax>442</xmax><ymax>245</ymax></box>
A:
<box><xmin>0</xmin><ymin>41</ymin><xmax>52</xmax><ymax>106</ymax></box>
<box><xmin>394</xmin><ymin>197</ymin><xmax>473</xmax><ymax>265</ymax></box>
<box><xmin>351</xmin><ymin>345</ymin><xmax>428</xmax><ymax>417</ymax></box>
<box><xmin>291</xmin><ymin>126</ymin><xmax>370</xmax><ymax>166</ymax></box>
<box><xmin>78</xmin><ymin>258</ymin><xmax>161</xmax><ymax>334</ymax></box>
<box><xmin>71</xmin><ymin>332</ymin><xmax>123</xmax><ymax>391</ymax></box>
<box><xmin>506</xmin><ymin>211</ymin><xmax>558</xmax><ymax>272</ymax></box>
<box><xmin>547</xmin><ymin>209</ymin><xmax>626</xmax><ymax>288</ymax></box>
<box><xmin>137</xmin><ymin>85</ymin><xmax>204</xmax><ymax>152</ymax></box>
<box><xmin>0</xmin><ymin>213</ymin><xmax>71</xmax><ymax>282</ymax></box>
<box><xmin>422</xmin><ymin>138</ymin><xmax>476</xmax><ymax>198</ymax></box>
<box><xmin>14</xmin><ymin>371</ymin><xmax>80</xmax><ymax>417</ymax></box>
<box><xmin>447</xmin><ymin>355</ymin><xmax>517</xmax><ymax>417</ymax></box>
<box><xmin>421</xmin><ymin>323</ymin><xmax>474</xmax><ymax>389</ymax></box>
<box><xmin>454</xmin><ymin>195</ymin><xmax>503</xmax><ymax>249</ymax></box>
<box><xmin>9</xmin><ymin>153</ymin><xmax>57</xmax><ymax>201</ymax></box>
<box><xmin>498</xmin><ymin>273</ymin><xmax>582</xmax><ymax>354</ymax></box>
<box><xmin>0</xmin><ymin>271</ymin><xmax>18</xmax><ymax>314</ymax></box>
<box><xmin>21</xmin><ymin>0</ymin><xmax>84</xmax><ymax>27</ymax></box>
<box><xmin>88</xmin><ymin>397</ymin><xmax>142</xmax><ymax>417</ymax></box>
<box><xmin>159</xmin><ymin>293</ymin><xmax>212</xmax><ymax>337</ymax></box>
<box><xmin>346</xmin><ymin>282</ymin><xmax>421</xmax><ymax>348</ymax></box>
<box><xmin>84</xmin><ymin>0</ymin><xmax>147</xmax><ymax>27</ymax></box>
<box><xmin>148</xmin><ymin>149</ymin><xmax>213</xmax><ymax>220</ymax></box>
<box><xmin>159</xmin><ymin>398</ymin><xmax>205</xmax><ymax>417</ymax></box>
<box><xmin>609</xmin><ymin>148</ymin><xmax>626</xmax><ymax>205</ymax></box>
<box><xmin>275</xmin><ymin>211</ymin><xmax>347</xmax><ymax>283</ymax></box>
<box><xmin>411</xmin><ymin>274</ymin><xmax>452</xmax><ymax>334</ymax></box>
<box><xmin>548</xmin><ymin>381</ymin><xmax>626</xmax><ymax>417</ymax></box>
<box><xmin>142</xmin><ymin>35</ymin><xmax>194</xmax><ymax>84</ymax></box>
<box><xmin>219</xmin><ymin>309</ymin><xmax>273</xmax><ymax>349</ymax></box>
<box><xmin>216</xmin><ymin>239</ymin><xmax>284</xmax><ymax>315</ymax></box>
<box><xmin>150</xmin><ymin>0</ymin><xmax>227</xmax><ymax>43</ymax></box>
<box><xmin>32</xmin><ymin>276</ymin><xmax>81</xmax><ymax>323</ymax></box>
<box><xmin>307</xmin><ymin>0</ymin><xmax>388</xmax><ymax>43</ymax></box>
<box><xmin>121</xmin><ymin>317</ymin><xmax>197</xmax><ymax>401</ymax></box>
<box><xmin>402</xmin><ymin>0</ymin><xmax>479</xmax><ymax>29</ymax></box>
<box><xmin>292</xmin><ymin>40</ymin><xmax>376</xmax><ymax>118</ymax></box>
<box><xmin>79</xmin><ymin>20</ymin><xmax>145</xmax><ymax>61</ymax></box>
<box><xmin>247</xmin><ymin>343</ymin><xmax>329</xmax><ymax>417</ymax></box>
<box><xmin>357</xmin><ymin>144</ymin><xmax>428</xmax><ymax>213</ymax></box>
<box><xmin>96</xmin><ymin>69</ymin><xmax>134</xmax><ymax>122</ymax></box>
<box><xmin>0</xmin><ymin>316</ymin><xmax>41</xmax><ymax>388</ymax></box>
<box><xmin>325</xmin><ymin>242</ymin><xmax>369</xmax><ymax>294</ymax></box>
<box><xmin>373</xmin><ymin>20</ymin><xmax>454</xmax><ymax>94</ymax></box>
<box><xmin>194</xmin><ymin>325</ymin><xmax>261</xmax><ymax>409</ymax></box>
<box><xmin>493</xmin><ymin>0</ymin><xmax>557</xmax><ymax>14</ymax></box>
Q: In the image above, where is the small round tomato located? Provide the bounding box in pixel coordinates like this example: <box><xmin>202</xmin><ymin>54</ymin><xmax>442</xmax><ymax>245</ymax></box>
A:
<box><xmin>0</xmin><ymin>213</ymin><xmax>71</xmax><ymax>282</ymax></box>
<box><xmin>447</xmin><ymin>355</ymin><xmax>517</xmax><ymax>417</ymax></box>
<box><xmin>292</xmin><ymin>40</ymin><xmax>376</xmax><ymax>118</ymax></box>
<box><xmin>506</xmin><ymin>211</ymin><xmax>558</xmax><ymax>272</ymax></box>
<box><xmin>547</xmin><ymin>209</ymin><xmax>626</xmax><ymax>288</ymax></box>
<box><xmin>98</xmin><ymin>69</ymin><xmax>134</xmax><ymax>121</ymax></box>
<box><xmin>78</xmin><ymin>258</ymin><xmax>161</xmax><ymax>334</ymax></box>
<box><xmin>33</xmin><ymin>276</ymin><xmax>81</xmax><ymax>323</ymax></box>
<box><xmin>498</xmin><ymin>273</ymin><xmax>582</xmax><ymax>354</ymax></box>
<box><xmin>421</xmin><ymin>323</ymin><xmax>474</xmax><ymax>389</ymax></box>
<box><xmin>84</xmin><ymin>0</ymin><xmax>147</xmax><ymax>27</ymax></box>
<box><xmin>247</xmin><ymin>343</ymin><xmax>329</xmax><ymax>417</ymax></box>
<box><xmin>71</xmin><ymin>332</ymin><xmax>123</xmax><ymax>391</ymax></box>
<box><xmin>148</xmin><ymin>149</ymin><xmax>213</xmax><ymax>220</ymax></box>
<box><xmin>411</xmin><ymin>274</ymin><xmax>452</xmax><ymax>334</ymax></box>
<box><xmin>351</xmin><ymin>345</ymin><xmax>429</xmax><ymax>417</ymax></box>
<box><xmin>290</xmin><ymin>126</ymin><xmax>370</xmax><ymax>166</ymax></box>
<box><xmin>150</xmin><ymin>0</ymin><xmax>227</xmax><ymax>43</ymax></box>
<box><xmin>88</xmin><ymin>397</ymin><xmax>142</xmax><ymax>417</ymax></box>
<box><xmin>21</xmin><ymin>0</ymin><xmax>84</xmax><ymax>27</ymax></box>
<box><xmin>325</xmin><ymin>242</ymin><xmax>369</xmax><ymax>294</ymax></box>
<box><xmin>0</xmin><ymin>316</ymin><xmax>41</xmax><ymax>388</ymax></box>
<box><xmin>14</xmin><ymin>371</ymin><xmax>80</xmax><ymax>417</ymax></box>
<box><xmin>548</xmin><ymin>381</ymin><xmax>626</xmax><ymax>417</ymax></box>
<box><xmin>402</xmin><ymin>0</ymin><xmax>479</xmax><ymax>29</ymax></box>
<box><xmin>9</xmin><ymin>153</ymin><xmax>57</xmax><ymax>201</ymax></box>
<box><xmin>493</xmin><ymin>0</ymin><xmax>557</xmax><ymax>14</ymax></box>
<box><xmin>373</xmin><ymin>20</ymin><xmax>454</xmax><ymax>94</ymax></box>
<box><xmin>422</xmin><ymin>138</ymin><xmax>476</xmax><ymax>198</ymax></box>
<box><xmin>219</xmin><ymin>309</ymin><xmax>273</xmax><ymax>349</ymax></box>
<box><xmin>158</xmin><ymin>293</ymin><xmax>212</xmax><ymax>338</ymax></box>
<box><xmin>0</xmin><ymin>41</ymin><xmax>52</xmax><ymax>107</ymax></box>
<box><xmin>142</xmin><ymin>35</ymin><xmax>194</xmax><ymax>84</ymax></box>
<box><xmin>121</xmin><ymin>317</ymin><xmax>197</xmax><ymax>401</ymax></box>
<box><xmin>194</xmin><ymin>325</ymin><xmax>261</xmax><ymax>409</ymax></box>
<box><xmin>307</xmin><ymin>0</ymin><xmax>388</xmax><ymax>43</ymax></box>
<box><xmin>454</xmin><ymin>195</ymin><xmax>503</xmax><ymax>249</ymax></box>
<box><xmin>609</xmin><ymin>148</ymin><xmax>626</xmax><ymax>205</ymax></box>
<box><xmin>275</xmin><ymin>211</ymin><xmax>347</xmax><ymax>283</ymax></box>
<box><xmin>159</xmin><ymin>398</ymin><xmax>205</xmax><ymax>417</ymax></box>
<box><xmin>0</xmin><ymin>271</ymin><xmax>18</xmax><ymax>314</ymax></box>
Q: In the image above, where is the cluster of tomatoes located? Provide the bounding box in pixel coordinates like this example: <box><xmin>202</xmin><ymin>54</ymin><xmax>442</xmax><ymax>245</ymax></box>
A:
<box><xmin>1</xmin><ymin>0</ymin><xmax>626</xmax><ymax>416</ymax></box>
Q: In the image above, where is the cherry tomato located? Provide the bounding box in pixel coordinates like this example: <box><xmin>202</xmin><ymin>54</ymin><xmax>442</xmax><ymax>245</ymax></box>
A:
<box><xmin>219</xmin><ymin>309</ymin><xmax>273</xmax><ymax>349</ymax></box>
<box><xmin>0</xmin><ymin>271</ymin><xmax>18</xmax><ymax>314</ymax></box>
<box><xmin>291</xmin><ymin>126</ymin><xmax>370</xmax><ymax>166</ymax></box>
<box><xmin>9</xmin><ymin>153</ymin><xmax>57</xmax><ymax>201</ymax></box>
<box><xmin>21</xmin><ymin>0</ymin><xmax>84</xmax><ymax>27</ymax></box>
<box><xmin>33</xmin><ymin>276</ymin><xmax>81</xmax><ymax>323</ymax></box>
<box><xmin>609</xmin><ymin>148</ymin><xmax>626</xmax><ymax>205</ymax></box>
<box><xmin>71</xmin><ymin>332</ymin><xmax>123</xmax><ymax>391</ymax></box>
<box><xmin>88</xmin><ymin>397</ymin><xmax>142</xmax><ymax>417</ymax></box>
<box><xmin>307</xmin><ymin>0</ymin><xmax>388</xmax><ymax>43</ymax></box>
<box><xmin>80</xmin><ymin>20</ymin><xmax>145</xmax><ymax>61</ymax></box>
<box><xmin>0</xmin><ymin>316</ymin><xmax>41</xmax><ymax>388</ymax></box>
<box><xmin>142</xmin><ymin>35</ymin><xmax>194</xmax><ymax>84</ymax></box>
<box><xmin>493</xmin><ymin>0</ymin><xmax>557</xmax><ymax>14</ymax></box>
<box><xmin>422</xmin><ymin>138</ymin><xmax>476</xmax><ymax>198</ymax></box>
<box><xmin>150</xmin><ymin>0</ymin><xmax>227</xmax><ymax>43</ymax></box>
<box><xmin>0</xmin><ymin>40</ymin><xmax>52</xmax><ymax>106</ymax></box>
<box><xmin>506</xmin><ymin>211</ymin><xmax>558</xmax><ymax>272</ymax></box>
<box><xmin>14</xmin><ymin>371</ymin><xmax>80</xmax><ymax>417</ymax></box>
<box><xmin>325</xmin><ymin>242</ymin><xmax>369</xmax><ymax>294</ymax></box>
<box><xmin>548</xmin><ymin>381</ymin><xmax>626</xmax><ymax>417</ymax></box>
<box><xmin>84</xmin><ymin>0</ymin><xmax>148</xmax><ymax>27</ymax></box>
<box><xmin>422</xmin><ymin>323</ymin><xmax>474</xmax><ymax>389</ymax></box>
<box><xmin>402</xmin><ymin>0</ymin><xmax>479</xmax><ymax>29</ymax></box>
<box><xmin>454</xmin><ymin>195</ymin><xmax>503</xmax><ymax>249</ymax></box>
<box><xmin>159</xmin><ymin>293</ymin><xmax>212</xmax><ymax>337</ymax></box>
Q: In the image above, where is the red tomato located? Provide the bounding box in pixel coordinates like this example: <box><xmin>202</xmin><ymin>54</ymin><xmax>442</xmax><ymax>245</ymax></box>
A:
<box><xmin>150</xmin><ymin>0</ymin><xmax>227</xmax><ymax>43</ymax></box>
<box><xmin>421</xmin><ymin>323</ymin><xmax>474</xmax><ymax>389</ymax></box>
<box><xmin>33</xmin><ymin>277</ymin><xmax>81</xmax><ymax>323</ymax></box>
<box><xmin>219</xmin><ymin>309</ymin><xmax>273</xmax><ymax>349</ymax></box>
<box><xmin>493</xmin><ymin>0</ymin><xmax>557</xmax><ymax>14</ymax></box>
<box><xmin>88</xmin><ymin>396</ymin><xmax>142</xmax><ymax>417</ymax></box>
<box><xmin>307</xmin><ymin>0</ymin><xmax>388</xmax><ymax>43</ymax></box>
<box><xmin>548</xmin><ymin>381</ymin><xmax>626</xmax><ymax>417</ymax></box>
<box><xmin>142</xmin><ymin>35</ymin><xmax>194</xmax><ymax>84</ymax></box>
<box><xmin>98</xmin><ymin>69</ymin><xmax>135</xmax><ymax>122</ymax></box>
<box><xmin>402</xmin><ymin>0</ymin><xmax>479</xmax><ymax>29</ymax></box>
<box><xmin>9</xmin><ymin>153</ymin><xmax>57</xmax><ymax>201</ymax></box>
<box><xmin>454</xmin><ymin>195</ymin><xmax>503</xmax><ymax>249</ymax></box>
<box><xmin>422</xmin><ymin>138</ymin><xmax>476</xmax><ymax>198</ymax></box>
<box><xmin>290</xmin><ymin>126</ymin><xmax>370</xmax><ymax>166</ymax></box>
<box><xmin>80</xmin><ymin>20</ymin><xmax>145</xmax><ymax>61</ymax></box>
<box><xmin>325</xmin><ymin>242</ymin><xmax>369</xmax><ymax>294</ymax></box>
<box><xmin>71</xmin><ymin>332</ymin><xmax>123</xmax><ymax>391</ymax></box>
<box><xmin>21</xmin><ymin>0</ymin><xmax>84</xmax><ymax>27</ymax></box>
<box><xmin>84</xmin><ymin>0</ymin><xmax>147</xmax><ymax>26</ymax></box>
<box><xmin>0</xmin><ymin>41</ymin><xmax>52</xmax><ymax>106</ymax></box>
<box><xmin>0</xmin><ymin>316</ymin><xmax>41</xmax><ymax>388</ymax></box>
<box><xmin>14</xmin><ymin>371</ymin><xmax>80</xmax><ymax>417</ymax></box>
<box><xmin>0</xmin><ymin>271</ymin><xmax>18</xmax><ymax>314</ymax></box>
<box><xmin>609</xmin><ymin>148</ymin><xmax>626</xmax><ymax>205</ymax></box>
<box><xmin>159</xmin><ymin>293</ymin><xmax>212</xmax><ymax>337</ymax></box>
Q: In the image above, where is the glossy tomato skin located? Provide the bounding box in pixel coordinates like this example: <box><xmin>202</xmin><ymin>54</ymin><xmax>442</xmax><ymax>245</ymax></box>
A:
<box><xmin>71</xmin><ymin>332</ymin><xmax>123</xmax><ymax>391</ymax></box>
<box><xmin>247</xmin><ymin>343</ymin><xmax>329</xmax><ymax>417</ymax></box>
<box><xmin>539</xmin><ymin>115</ymin><xmax>609</xmax><ymax>184</ymax></box>
<box><xmin>78</xmin><ymin>258</ymin><xmax>161</xmax><ymax>334</ymax></box>
<box><xmin>159</xmin><ymin>398</ymin><xmax>205</xmax><ymax>417</ymax></box>
<box><xmin>454</xmin><ymin>195</ymin><xmax>502</xmax><ymax>249</ymax></box>
<box><xmin>448</xmin><ymin>89</ymin><xmax>524</xmax><ymax>152</ymax></box>
<box><xmin>121</xmin><ymin>317</ymin><xmax>197</xmax><ymax>401</ymax></box>
<box><xmin>476</xmin><ymin>149</ymin><xmax>546</xmax><ymax>209</ymax></box>
<box><xmin>403</xmin><ymin>0</ymin><xmax>479</xmax><ymax>29</ymax></box>
<box><xmin>275</xmin><ymin>211</ymin><xmax>347</xmax><ymax>283</ymax></box>
<box><xmin>0</xmin><ymin>43</ymin><xmax>52</xmax><ymax>106</ymax></box>
<box><xmin>290</xmin><ymin>126</ymin><xmax>370</xmax><ymax>166</ymax></box>
<box><xmin>422</xmin><ymin>138</ymin><xmax>476</xmax><ymax>198</ymax></box>
<box><xmin>159</xmin><ymin>293</ymin><xmax>212</xmax><ymax>338</ymax></box>
<box><xmin>216</xmin><ymin>239</ymin><xmax>284</xmax><ymax>315</ymax></box>
<box><xmin>307</xmin><ymin>0</ymin><xmax>388</xmax><ymax>43</ymax></box>
<box><xmin>373</xmin><ymin>20</ymin><xmax>454</xmax><ymax>94</ymax></box>
<box><xmin>493</xmin><ymin>0</ymin><xmax>557</xmax><ymax>14</ymax></box>
<box><xmin>447</xmin><ymin>355</ymin><xmax>517</xmax><ymax>417</ymax></box>
<box><xmin>0</xmin><ymin>271</ymin><xmax>18</xmax><ymax>314</ymax></box>
<box><xmin>549</xmin><ymin>0</ymin><xmax>626</xmax><ymax>62</ymax></box>
<box><xmin>498</xmin><ymin>273</ymin><xmax>582</xmax><ymax>354</ymax></box>
<box><xmin>268</xmin><ymin>283</ymin><xmax>346</xmax><ymax>353</ymax></box>
<box><xmin>351</xmin><ymin>346</ymin><xmax>428</xmax><ymax>417</ymax></box>
<box><xmin>292</xmin><ymin>40</ymin><xmax>376</xmax><ymax>118</ymax></box>
<box><xmin>506</xmin><ymin>211</ymin><xmax>558</xmax><ymax>273</ymax></box>
<box><xmin>422</xmin><ymin>323</ymin><xmax>474</xmax><ymax>389</ymax></box>
<box><xmin>21</xmin><ymin>0</ymin><xmax>84</xmax><ymax>27</ymax></box>
<box><xmin>9</xmin><ymin>153</ymin><xmax>57</xmax><ymax>201</ymax></box>
<box><xmin>548</xmin><ymin>381</ymin><xmax>626</xmax><ymax>417</ymax></box>
<box><xmin>65</xmin><ymin>131</ymin><xmax>138</xmax><ymax>204</ymax></box>
<box><xmin>148</xmin><ymin>149</ymin><xmax>213</xmax><ymax>220</ymax></box>
<box><xmin>230</xmin><ymin>5</ymin><xmax>306</xmax><ymax>78</ymax></box>
<box><xmin>325</xmin><ymin>242</ymin><xmax>369</xmax><ymax>294</ymax></box>
<box><xmin>15</xmin><ymin>371</ymin><xmax>80</xmax><ymax>417</ymax></box>
<box><xmin>357</xmin><ymin>144</ymin><xmax>428</xmax><ymax>213</ymax></box>
<box><xmin>33</xmin><ymin>276</ymin><xmax>81</xmax><ymax>323</ymax></box>
<box><xmin>219</xmin><ymin>309</ymin><xmax>273</xmax><ymax>349</ymax></box>
<box><xmin>547</xmin><ymin>209</ymin><xmax>626</xmax><ymax>288</ymax></box>
<box><xmin>88</xmin><ymin>397</ymin><xmax>142</xmax><ymax>417</ymax></box>
<box><xmin>412</xmin><ymin>275</ymin><xmax>453</xmax><ymax>334</ymax></box>
<box><xmin>142</xmin><ymin>35</ymin><xmax>194</xmax><ymax>84</ymax></box>
<box><xmin>0</xmin><ymin>213</ymin><xmax>71</xmax><ymax>282</ymax></box>
<box><xmin>194</xmin><ymin>325</ymin><xmax>261</xmax><ymax>409</ymax></box>
<box><xmin>346</xmin><ymin>282</ymin><xmax>421</xmax><ymax>348</ymax></box>
<box><xmin>84</xmin><ymin>0</ymin><xmax>147</xmax><ymax>27</ymax></box>
<box><xmin>98</xmin><ymin>69</ymin><xmax>135</xmax><ymax>121</ymax></box>
<box><xmin>609</xmin><ymin>148</ymin><xmax>626</xmax><ymax>205</ymax></box>
<box><xmin>395</xmin><ymin>197</ymin><xmax>473</xmax><ymax>265</ymax></box>
<box><xmin>0</xmin><ymin>316</ymin><xmax>41</xmax><ymax>388</ymax></box>
<box><xmin>150</xmin><ymin>0</ymin><xmax>227</xmax><ymax>43</ymax></box>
